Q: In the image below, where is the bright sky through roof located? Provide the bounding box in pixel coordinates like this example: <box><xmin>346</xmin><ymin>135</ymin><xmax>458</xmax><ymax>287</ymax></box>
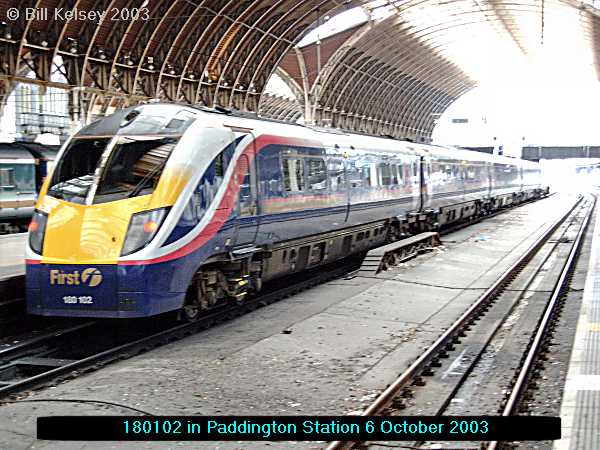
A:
<box><xmin>297</xmin><ymin>7</ymin><xmax>368</xmax><ymax>47</ymax></box>
<box><xmin>297</xmin><ymin>1</ymin><xmax>404</xmax><ymax>47</ymax></box>
<box><xmin>433</xmin><ymin>79</ymin><xmax>600</xmax><ymax>151</ymax></box>
<box><xmin>290</xmin><ymin>0</ymin><xmax>600</xmax><ymax>149</ymax></box>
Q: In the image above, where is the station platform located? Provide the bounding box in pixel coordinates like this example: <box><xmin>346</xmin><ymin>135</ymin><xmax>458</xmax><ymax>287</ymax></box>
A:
<box><xmin>0</xmin><ymin>233</ymin><xmax>26</xmax><ymax>280</ymax></box>
<box><xmin>556</xmin><ymin>199</ymin><xmax>600</xmax><ymax>450</ymax></box>
<box><xmin>0</xmin><ymin>194</ymin><xmax>587</xmax><ymax>449</ymax></box>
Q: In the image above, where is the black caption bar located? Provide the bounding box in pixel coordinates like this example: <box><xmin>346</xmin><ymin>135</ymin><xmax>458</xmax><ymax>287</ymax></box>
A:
<box><xmin>37</xmin><ymin>416</ymin><xmax>561</xmax><ymax>441</ymax></box>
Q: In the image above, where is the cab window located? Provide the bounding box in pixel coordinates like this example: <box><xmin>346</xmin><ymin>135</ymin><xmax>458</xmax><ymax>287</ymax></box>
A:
<box><xmin>94</xmin><ymin>136</ymin><xmax>179</xmax><ymax>204</ymax></box>
<box><xmin>48</xmin><ymin>138</ymin><xmax>110</xmax><ymax>204</ymax></box>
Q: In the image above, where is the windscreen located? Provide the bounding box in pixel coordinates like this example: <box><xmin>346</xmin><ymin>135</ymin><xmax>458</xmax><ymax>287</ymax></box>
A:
<box><xmin>93</xmin><ymin>136</ymin><xmax>179</xmax><ymax>204</ymax></box>
<box><xmin>48</xmin><ymin>138</ymin><xmax>110</xmax><ymax>204</ymax></box>
<box><xmin>47</xmin><ymin>136</ymin><xmax>179</xmax><ymax>204</ymax></box>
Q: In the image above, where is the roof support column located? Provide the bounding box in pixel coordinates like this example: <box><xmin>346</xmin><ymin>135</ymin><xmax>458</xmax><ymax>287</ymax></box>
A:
<box><xmin>68</xmin><ymin>87</ymin><xmax>95</xmax><ymax>135</ymax></box>
<box><xmin>0</xmin><ymin>80</ymin><xmax>12</xmax><ymax>121</ymax></box>
<box><xmin>293</xmin><ymin>47</ymin><xmax>313</xmax><ymax>124</ymax></box>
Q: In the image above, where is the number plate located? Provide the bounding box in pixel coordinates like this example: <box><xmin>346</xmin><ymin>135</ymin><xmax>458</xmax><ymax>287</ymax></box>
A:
<box><xmin>63</xmin><ymin>296</ymin><xmax>94</xmax><ymax>304</ymax></box>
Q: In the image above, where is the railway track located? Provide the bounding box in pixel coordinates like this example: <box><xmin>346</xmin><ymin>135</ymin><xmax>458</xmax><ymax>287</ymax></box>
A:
<box><xmin>326</xmin><ymin>194</ymin><xmax>594</xmax><ymax>450</ymax></box>
<box><xmin>0</xmin><ymin>194</ymin><xmax>555</xmax><ymax>401</ymax></box>
<box><xmin>0</xmin><ymin>254</ymin><xmax>365</xmax><ymax>400</ymax></box>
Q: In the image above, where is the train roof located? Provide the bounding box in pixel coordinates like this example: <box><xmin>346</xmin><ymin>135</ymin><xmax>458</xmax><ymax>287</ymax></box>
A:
<box><xmin>184</xmin><ymin>105</ymin><xmax>531</xmax><ymax>165</ymax></box>
<box><xmin>13</xmin><ymin>142</ymin><xmax>60</xmax><ymax>160</ymax></box>
<box><xmin>76</xmin><ymin>103</ymin><xmax>535</xmax><ymax>167</ymax></box>
<box><xmin>0</xmin><ymin>142</ymin><xmax>36</xmax><ymax>162</ymax></box>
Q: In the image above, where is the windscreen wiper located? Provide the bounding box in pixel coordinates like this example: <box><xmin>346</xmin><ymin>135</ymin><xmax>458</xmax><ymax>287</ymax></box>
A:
<box><xmin>47</xmin><ymin>188</ymin><xmax>64</xmax><ymax>199</ymax></box>
<box><xmin>128</xmin><ymin>160</ymin><xmax>167</xmax><ymax>198</ymax></box>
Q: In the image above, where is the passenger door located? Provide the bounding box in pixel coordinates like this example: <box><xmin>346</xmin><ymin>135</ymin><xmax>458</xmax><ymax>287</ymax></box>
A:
<box><xmin>232</xmin><ymin>134</ymin><xmax>259</xmax><ymax>247</ymax></box>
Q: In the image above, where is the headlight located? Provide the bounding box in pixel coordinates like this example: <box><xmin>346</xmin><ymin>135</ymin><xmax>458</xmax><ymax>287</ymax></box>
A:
<box><xmin>121</xmin><ymin>208</ymin><xmax>168</xmax><ymax>256</ymax></box>
<box><xmin>29</xmin><ymin>210</ymin><xmax>48</xmax><ymax>255</ymax></box>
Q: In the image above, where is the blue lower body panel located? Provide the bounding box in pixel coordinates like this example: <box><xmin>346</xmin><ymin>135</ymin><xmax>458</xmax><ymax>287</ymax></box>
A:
<box><xmin>26</xmin><ymin>263</ymin><xmax>185</xmax><ymax>318</ymax></box>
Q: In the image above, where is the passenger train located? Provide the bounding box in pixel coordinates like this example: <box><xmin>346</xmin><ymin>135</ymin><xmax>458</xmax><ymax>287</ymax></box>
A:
<box><xmin>0</xmin><ymin>142</ymin><xmax>58</xmax><ymax>232</ymax></box>
<box><xmin>25</xmin><ymin>104</ymin><xmax>547</xmax><ymax>320</ymax></box>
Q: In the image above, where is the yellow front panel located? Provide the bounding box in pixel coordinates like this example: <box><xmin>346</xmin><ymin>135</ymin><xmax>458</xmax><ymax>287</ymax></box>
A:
<box><xmin>39</xmin><ymin>195</ymin><xmax>152</xmax><ymax>264</ymax></box>
<box><xmin>36</xmin><ymin>161</ymin><xmax>192</xmax><ymax>265</ymax></box>
<box><xmin>148</xmin><ymin>164</ymin><xmax>192</xmax><ymax>208</ymax></box>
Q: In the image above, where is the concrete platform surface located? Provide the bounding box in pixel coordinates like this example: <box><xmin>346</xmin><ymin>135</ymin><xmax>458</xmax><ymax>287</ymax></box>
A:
<box><xmin>0</xmin><ymin>233</ymin><xmax>26</xmax><ymax>280</ymax></box>
<box><xmin>0</xmin><ymin>195</ymin><xmax>580</xmax><ymax>450</ymax></box>
<box><xmin>556</xmin><ymin>196</ymin><xmax>600</xmax><ymax>450</ymax></box>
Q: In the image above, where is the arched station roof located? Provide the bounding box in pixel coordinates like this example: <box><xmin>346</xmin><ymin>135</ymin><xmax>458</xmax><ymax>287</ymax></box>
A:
<box><xmin>1</xmin><ymin>0</ymin><xmax>600</xmax><ymax>141</ymax></box>
<box><xmin>0</xmin><ymin>1</ymin><xmax>359</xmax><ymax>112</ymax></box>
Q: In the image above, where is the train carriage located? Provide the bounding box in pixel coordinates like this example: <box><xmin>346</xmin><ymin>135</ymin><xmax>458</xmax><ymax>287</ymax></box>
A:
<box><xmin>25</xmin><ymin>104</ymin><xmax>547</xmax><ymax>319</ymax></box>
<box><xmin>0</xmin><ymin>144</ymin><xmax>37</xmax><ymax>230</ymax></box>
<box><xmin>0</xmin><ymin>142</ymin><xmax>59</xmax><ymax>232</ymax></box>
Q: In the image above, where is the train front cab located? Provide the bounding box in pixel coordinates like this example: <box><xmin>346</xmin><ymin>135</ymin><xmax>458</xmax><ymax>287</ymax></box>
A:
<box><xmin>25</xmin><ymin>106</ymin><xmax>236</xmax><ymax>318</ymax></box>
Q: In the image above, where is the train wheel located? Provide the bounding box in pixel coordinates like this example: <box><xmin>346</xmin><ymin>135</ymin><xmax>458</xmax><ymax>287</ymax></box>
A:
<box><xmin>180</xmin><ymin>304</ymin><xmax>201</xmax><ymax>322</ymax></box>
<box><xmin>179</xmin><ymin>285</ymin><xmax>202</xmax><ymax>322</ymax></box>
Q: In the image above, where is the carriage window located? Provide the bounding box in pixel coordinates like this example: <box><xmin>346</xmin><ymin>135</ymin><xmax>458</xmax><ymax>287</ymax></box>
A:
<box><xmin>307</xmin><ymin>158</ymin><xmax>327</xmax><ymax>191</ymax></box>
<box><xmin>283</xmin><ymin>157</ymin><xmax>305</xmax><ymax>192</ymax></box>
<box><xmin>237</xmin><ymin>154</ymin><xmax>254</xmax><ymax>216</ymax></box>
<box><xmin>391</xmin><ymin>164</ymin><xmax>399</xmax><ymax>185</ymax></box>
<box><xmin>396</xmin><ymin>164</ymin><xmax>404</xmax><ymax>184</ymax></box>
<box><xmin>0</xmin><ymin>168</ymin><xmax>15</xmax><ymax>187</ymax></box>
<box><xmin>413</xmin><ymin>162</ymin><xmax>418</xmax><ymax>177</ymax></box>
<box><xmin>328</xmin><ymin>159</ymin><xmax>345</xmax><ymax>191</ymax></box>
<box><xmin>379</xmin><ymin>163</ymin><xmax>393</xmax><ymax>186</ymax></box>
<box><xmin>361</xmin><ymin>165</ymin><xmax>372</xmax><ymax>187</ymax></box>
<box><xmin>346</xmin><ymin>162</ymin><xmax>362</xmax><ymax>188</ymax></box>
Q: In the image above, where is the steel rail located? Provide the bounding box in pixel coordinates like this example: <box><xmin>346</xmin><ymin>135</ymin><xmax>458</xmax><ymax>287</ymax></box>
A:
<box><xmin>0</xmin><ymin>321</ymin><xmax>96</xmax><ymax>360</ymax></box>
<box><xmin>326</xmin><ymin>195</ymin><xmax>582</xmax><ymax>450</ymax></box>
<box><xmin>410</xmin><ymin>195</ymin><xmax>590</xmax><ymax>449</ymax></box>
<box><xmin>486</xmin><ymin>195</ymin><xmax>596</xmax><ymax>450</ymax></box>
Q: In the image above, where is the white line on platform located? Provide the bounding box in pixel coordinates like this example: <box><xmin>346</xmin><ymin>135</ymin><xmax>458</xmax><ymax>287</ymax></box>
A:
<box><xmin>554</xmin><ymin>204</ymin><xmax>600</xmax><ymax>450</ymax></box>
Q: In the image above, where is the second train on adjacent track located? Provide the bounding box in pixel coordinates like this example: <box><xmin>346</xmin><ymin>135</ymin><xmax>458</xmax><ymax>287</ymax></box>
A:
<box><xmin>26</xmin><ymin>104</ymin><xmax>547</xmax><ymax>319</ymax></box>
